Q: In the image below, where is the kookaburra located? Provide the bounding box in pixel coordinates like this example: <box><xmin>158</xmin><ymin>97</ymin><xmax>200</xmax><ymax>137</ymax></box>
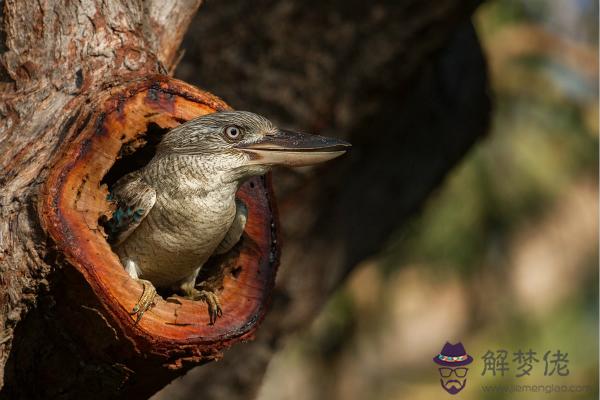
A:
<box><xmin>106</xmin><ymin>111</ymin><xmax>350</xmax><ymax>323</ymax></box>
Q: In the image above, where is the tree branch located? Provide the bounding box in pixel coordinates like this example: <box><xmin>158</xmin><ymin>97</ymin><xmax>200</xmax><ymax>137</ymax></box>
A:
<box><xmin>143</xmin><ymin>0</ymin><xmax>203</xmax><ymax>71</ymax></box>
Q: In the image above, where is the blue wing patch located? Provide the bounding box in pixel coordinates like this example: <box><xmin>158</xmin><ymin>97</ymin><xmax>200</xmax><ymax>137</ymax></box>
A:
<box><xmin>104</xmin><ymin>171</ymin><xmax>156</xmax><ymax>245</ymax></box>
<box><xmin>106</xmin><ymin>205</ymin><xmax>145</xmax><ymax>238</ymax></box>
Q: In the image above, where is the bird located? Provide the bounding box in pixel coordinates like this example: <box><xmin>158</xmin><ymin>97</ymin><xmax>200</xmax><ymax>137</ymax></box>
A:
<box><xmin>105</xmin><ymin>111</ymin><xmax>350</xmax><ymax>324</ymax></box>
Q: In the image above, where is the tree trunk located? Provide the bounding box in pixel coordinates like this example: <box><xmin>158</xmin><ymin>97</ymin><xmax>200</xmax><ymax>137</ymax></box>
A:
<box><xmin>0</xmin><ymin>1</ymin><xmax>281</xmax><ymax>398</ymax></box>
<box><xmin>0</xmin><ymin>1</ymin><xmax>490</xmax><ymax>399</ymax></box>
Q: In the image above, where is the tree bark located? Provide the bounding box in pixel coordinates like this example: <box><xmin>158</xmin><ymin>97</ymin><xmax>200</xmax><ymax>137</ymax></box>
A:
<box><xmin>0</xmin><ymin>1</ymin><xmax>279</xmax><ymax>398</ymax></box>
<box><xmin>0</xmin><ymin>0</ymin><xmax>490</xmax><ymax>399</ymax></box>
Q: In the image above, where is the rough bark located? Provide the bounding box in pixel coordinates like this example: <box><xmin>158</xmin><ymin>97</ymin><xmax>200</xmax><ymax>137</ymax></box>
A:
<box><xmin>0</xmin><ymin>1</ymin><xmax>262</xmax><ymax>398</ymax></box>
<box><xmin>155</xmin><ymin>0</ymin><xmax>490</xmax><ymax>399</ymax></box>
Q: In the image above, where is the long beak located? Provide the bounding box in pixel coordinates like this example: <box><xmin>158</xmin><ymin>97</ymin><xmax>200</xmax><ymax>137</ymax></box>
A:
<box><xmin>237</xmin><ymin>129</ymin><xmax>351</xmax><ymax>167</ymax></box>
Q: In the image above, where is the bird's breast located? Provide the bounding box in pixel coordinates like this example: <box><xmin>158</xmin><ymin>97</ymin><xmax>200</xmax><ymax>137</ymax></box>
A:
<box><xmin>117</xmin><ymin>189</ymin><xmax>237</xmax><ymax>288</ymax></box>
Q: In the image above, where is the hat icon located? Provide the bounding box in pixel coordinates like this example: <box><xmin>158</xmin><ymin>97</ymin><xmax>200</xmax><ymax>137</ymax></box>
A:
<box><xmin>433</xmin><ymin>342</ymin><xmax>473</xmax><ymax>367</ymax></box>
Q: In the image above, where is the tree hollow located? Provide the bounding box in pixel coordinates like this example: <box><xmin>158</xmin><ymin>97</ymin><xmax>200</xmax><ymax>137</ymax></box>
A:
<box><xmin>39</xmin><ymin>76</ymin><xmax>280</xmax><ymax>358</ymax></box>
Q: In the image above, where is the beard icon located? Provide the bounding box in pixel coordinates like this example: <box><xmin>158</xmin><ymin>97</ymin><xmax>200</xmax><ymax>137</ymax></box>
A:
<box><xmin>440</xmin><ymin>376</ymin><xmax>467</xmax><ymax>395</ymax></box>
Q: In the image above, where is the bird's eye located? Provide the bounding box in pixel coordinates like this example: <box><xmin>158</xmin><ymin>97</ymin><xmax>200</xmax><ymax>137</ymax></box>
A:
<box><xmin>225</xmin><ymin>126</ymin><xmax>242</xmax><ymax>140</ymax></box>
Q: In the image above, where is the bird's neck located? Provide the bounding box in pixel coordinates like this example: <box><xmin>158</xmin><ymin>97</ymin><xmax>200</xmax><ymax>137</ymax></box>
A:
<box><xmin>143</xmin><ymin>154</ymin><xmax>241</xmax><ymax>197</ymax></box>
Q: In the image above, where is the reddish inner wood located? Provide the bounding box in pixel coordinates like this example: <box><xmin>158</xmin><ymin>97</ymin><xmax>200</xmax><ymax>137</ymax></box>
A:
<box><xmin>42</xmin><ymin>77</ymin><xmax>278</xmax><ymax>346</ymax></box>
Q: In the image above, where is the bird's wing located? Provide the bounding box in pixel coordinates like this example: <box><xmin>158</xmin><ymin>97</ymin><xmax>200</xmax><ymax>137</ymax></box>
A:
<box><xmin>214</xmin><ymin>199</ymin><xmax>247</xmax><ymax>255</ymax></box>
<box><xmin>105</xmin><ymin>171</ymin><xmax>156</xmax><ymax>246</ymax></box>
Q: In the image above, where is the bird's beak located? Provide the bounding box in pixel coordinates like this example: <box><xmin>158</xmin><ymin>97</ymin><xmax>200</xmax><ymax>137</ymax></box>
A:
<box><xmin>236</xmin><ymin>129</ymin><xmax>351</xmax><ymax>167</ymax></box>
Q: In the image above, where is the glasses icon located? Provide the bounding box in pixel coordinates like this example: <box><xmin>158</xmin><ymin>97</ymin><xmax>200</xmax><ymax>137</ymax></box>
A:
<box><xmin>439</xmin><ymin>368</ymin><xmax>468</xmax><ymax>378</ymax></box>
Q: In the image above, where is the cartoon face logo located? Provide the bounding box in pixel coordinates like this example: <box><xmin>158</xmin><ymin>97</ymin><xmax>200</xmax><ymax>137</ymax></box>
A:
<box><xmin>433</xmin><ymin>342</ymin><xmax>473</xmax><ymax>395</ymax></box>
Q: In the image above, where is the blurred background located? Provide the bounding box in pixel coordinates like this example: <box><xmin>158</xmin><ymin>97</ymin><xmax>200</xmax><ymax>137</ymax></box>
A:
<box><xmin>155</xmin><ymin>1</ymin><xmax>598</xmax><ymax>399</ymax></box>
<box><xmin>257</xmin><ymin>1</ymin><xmax>598</xmax><ymax>399</ymax></box>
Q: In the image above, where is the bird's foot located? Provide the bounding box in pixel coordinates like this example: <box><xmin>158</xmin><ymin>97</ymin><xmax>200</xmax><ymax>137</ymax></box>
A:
<box><xmin>130</xmin><ymin>279</ymin><xmax>157</xmax><ymax>323</ymax></box>
<box><xmin>184</xmin><ymin>287</ymin><xmax>223</xmax><ymax>325</ymax></box>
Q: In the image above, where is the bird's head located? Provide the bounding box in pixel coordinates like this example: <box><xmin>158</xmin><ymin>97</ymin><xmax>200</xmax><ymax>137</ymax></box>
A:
<box><xmin>157</xmin><ymin>111</ymin><xmax>350</xmax><ymax>183</ymax></box>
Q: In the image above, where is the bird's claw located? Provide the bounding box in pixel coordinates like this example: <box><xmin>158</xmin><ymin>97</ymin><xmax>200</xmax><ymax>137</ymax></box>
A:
<box><xmin>190</xmin><ymin>289</ymin><xmax>222</xmax><ymax>325</ymax></box>
<box><xmin>130</xmin><ymin>280</ymin><xmax>157</xmax><ymax>323</ymax></box>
